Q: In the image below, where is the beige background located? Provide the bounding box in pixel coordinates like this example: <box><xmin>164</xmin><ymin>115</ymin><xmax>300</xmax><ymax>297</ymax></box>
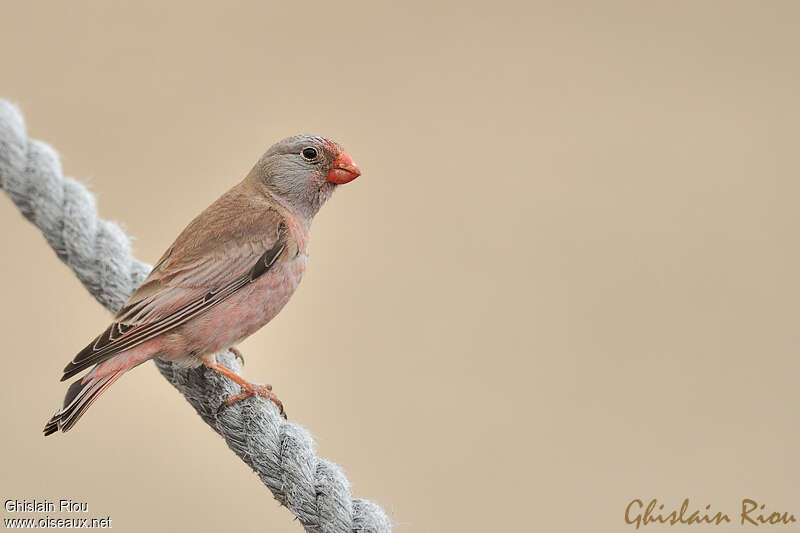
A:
<box><xmin>1</xmin><ymin>1</ymin><xmax>798</xmax><ymax>531</ymax></box>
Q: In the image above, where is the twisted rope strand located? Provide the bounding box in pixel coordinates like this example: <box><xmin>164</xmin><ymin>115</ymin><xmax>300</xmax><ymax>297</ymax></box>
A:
<box><xmin>0</xmin><ymin>100</ymin><xmax>390</xmax><ymax>533</ymax></box>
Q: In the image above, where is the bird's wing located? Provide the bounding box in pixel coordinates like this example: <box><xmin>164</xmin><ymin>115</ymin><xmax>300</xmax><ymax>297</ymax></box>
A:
<box><xmin>62</xmin><ymin>194</ymin><xmax>289</xmax><ymax>380</ymax></box>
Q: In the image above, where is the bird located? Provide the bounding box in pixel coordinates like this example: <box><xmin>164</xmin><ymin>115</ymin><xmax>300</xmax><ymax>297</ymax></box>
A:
<box><xmin>43</xmin><ymin>135</ymin><xmax>361</xmax><ymax>435</ymax></box>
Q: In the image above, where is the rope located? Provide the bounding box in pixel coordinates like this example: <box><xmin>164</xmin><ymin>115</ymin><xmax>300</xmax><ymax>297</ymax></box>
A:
<box><xmin>0</xmin><ymin>100</ymin><xmax>391</xmax><ymax>533</ymax></box>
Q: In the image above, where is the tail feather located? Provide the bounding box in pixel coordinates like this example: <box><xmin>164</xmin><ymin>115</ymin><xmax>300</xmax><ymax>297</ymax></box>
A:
<box><xmin>43</xmin><ymin>370</ymin><xmax>125</xmax><ymax>436</ymax></box>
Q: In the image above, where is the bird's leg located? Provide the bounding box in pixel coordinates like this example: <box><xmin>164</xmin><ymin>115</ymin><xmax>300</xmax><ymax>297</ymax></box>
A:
<box><xmin>228</xmin><ymin>346</ymin><xmax>245</xmax><ymax>366</ymax></box>
<box><xmin>202</xmin><ymin>360</ymin><xmax>286</xmax><ymax>418</ymax></box>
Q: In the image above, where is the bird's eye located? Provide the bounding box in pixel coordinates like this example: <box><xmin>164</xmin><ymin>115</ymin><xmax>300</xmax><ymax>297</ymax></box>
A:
<box><xmin>301</xmin><ymin>147</ymin><xmax>318</xmax><ymax>161</ymax></box>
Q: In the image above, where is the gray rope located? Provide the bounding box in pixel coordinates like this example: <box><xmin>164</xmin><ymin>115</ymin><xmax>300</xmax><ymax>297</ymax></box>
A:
<box><xmin>0</xmin><ymin>100</ymin><xmax>390</xmax><ymax>533</ymax></box>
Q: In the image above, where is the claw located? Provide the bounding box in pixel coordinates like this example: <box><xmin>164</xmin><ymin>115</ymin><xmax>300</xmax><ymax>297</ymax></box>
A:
<box><xmin>228</xmin><ymin>346</ymin><xmax>245</xmax><ymax>366</ymax></box>
<box><xmin>218</xmin><ymin>384</ymin><xmax>286</xmax><ymax>418</ymax></box>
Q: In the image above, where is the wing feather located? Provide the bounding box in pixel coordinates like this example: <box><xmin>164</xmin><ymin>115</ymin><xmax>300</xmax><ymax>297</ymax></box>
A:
<box><xmin>61</xmin><ymin>194</ymin><xmax>289</xmax><ymax>381</ymax></box>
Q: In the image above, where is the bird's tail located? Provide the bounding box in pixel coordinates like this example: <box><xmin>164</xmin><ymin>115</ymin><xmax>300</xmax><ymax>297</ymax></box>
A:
<box><xmin>43</xmin><ymin>368</ymin><xmax>125</xmax><ymax>436</ymax></box>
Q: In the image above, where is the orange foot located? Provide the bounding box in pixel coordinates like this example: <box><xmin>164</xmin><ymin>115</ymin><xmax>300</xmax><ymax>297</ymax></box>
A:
<box><xmin>203</xmin><ymin>360</ymin><xmax>286</xmax><ymax>419</ymax></box>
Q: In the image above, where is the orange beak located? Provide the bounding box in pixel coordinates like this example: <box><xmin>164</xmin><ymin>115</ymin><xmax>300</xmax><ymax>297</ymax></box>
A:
<box><xmin>326</xmin><ymin>153</ymin><xmax>361</xmax><ymax>184</ymax></box>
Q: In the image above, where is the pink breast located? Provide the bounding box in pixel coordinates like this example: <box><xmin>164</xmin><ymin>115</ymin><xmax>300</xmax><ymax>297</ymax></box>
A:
<box><xmin>175</xmin><ymin>253</ymin><xmax>307</xmax><ymax>357</ymax></box>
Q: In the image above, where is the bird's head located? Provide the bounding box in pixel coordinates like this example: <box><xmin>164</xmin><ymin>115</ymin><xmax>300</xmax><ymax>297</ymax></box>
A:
<box><xmin>253</xmin><ymin>134</ymin><xmax>361</xmax><ymax>222</ymax></box>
